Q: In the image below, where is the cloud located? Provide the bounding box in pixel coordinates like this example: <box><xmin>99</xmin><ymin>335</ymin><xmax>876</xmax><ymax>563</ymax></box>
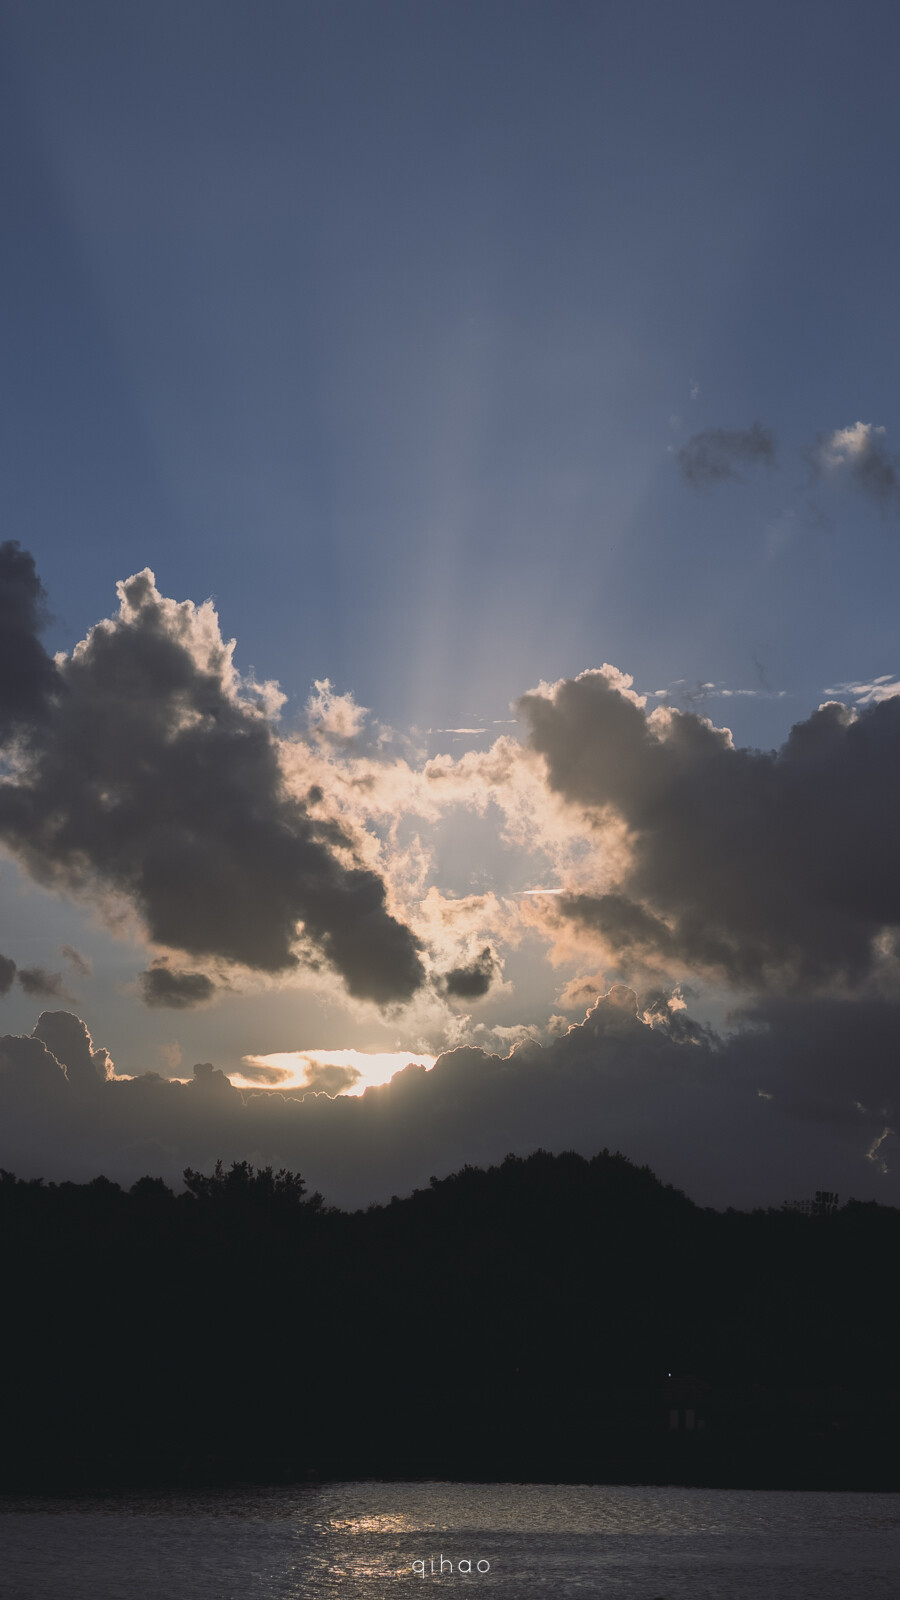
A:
<box><xmin>0</xmin><ymin>556</ymin><xmax>425</xmax><ymax>1008</ymax></box>
<box><xmin>234</xmin><ymin>1061</ymin><xmax>296</xmax><ymax>1086</ymax></box>
<box><xmin>185</xmin><ymin>1061</ymin><xmax>235</xmax><ymax>1103</ymax></box>
<box><xmin>300</xmin><ymin>1060</ymin><xmax>362</xmax><ymax>1095</ymax></box>
<box><xmin>0</xmin><ymin>992</ymin><xmax>895</xmax><ymax>1211</ymax></box>
<box><xmin>677</xmin><ymin>422</ymin><xmax>776</xmax><ymax>486</ymax></box>
<box><xmin>556</xmin><ymin>970</ymin><xmax>607</xmax><ymax>1011</ymax></box>
<box><xmin>558</xmin><ymin>893</ymin><xmax>677</xmax><ymax>960</ymax></box>
<box><xmin>723</xmin><ymin>991</ymin><xmax>900</xmax><ymax>1126</ymax></box>
<box><xmin>159</xmin><ymin>1041</ymin><xmax>183</xmax><ymax>1074</ymax></box>
<box><xmin>0</xmin><ymin>541</ymin><xmax>60</xmax><ymax>739</ymax></box>
<box><xmin>6</xmin><ymin>558</ymin><xmax>900</xmax><ymax>1210</ymax></box>
<box><xmin>0</xmin><ymin>1030</ymin><xmax>69</xmax><ymax>1092</ymax></box>
<box><xmin>31</xmin><ymin>1010</ymin><xmax>114</xmax><ymax>1089</ymax></box>
<box><xmin>62</xmin><ymin>945</ymin><xmax>92</xmax><ymax>978</ymax></box>
<box><xmin>825</xmin><ymin>675</ymin><xmax>900</xmax><ymax>706</ymax></box>
<box><xmin>441</xmin><ymin>945</ymin><xmax>499</xmax><ymax>999</ymax></box>
<box><xmin>17</xmin><ymin>967</ymin><xmax>76</xmax><ymax>1003</ymax></box>
<box><xmin>0</xmin><ymin>954</ymin><xmax>16</xmax><ymax>996</ymax></box>
<box><xmin>813</xmin><ymin>421</ymin><xmax>900</xmax><ymax>509</ymax></box>
<box><xmin>139</xmin><ymin>963</ymin><xmax>217</xmax><ymax>1010</ymax></box>
<box><xmin>304</xmin><ymin>678</ymin><xmax>368</xmax><ymax>744</ymax></box>
<box><xmin>517</xmin><ymin>666</ymin><xmax>900</xmax><ymax>994</ymax></box>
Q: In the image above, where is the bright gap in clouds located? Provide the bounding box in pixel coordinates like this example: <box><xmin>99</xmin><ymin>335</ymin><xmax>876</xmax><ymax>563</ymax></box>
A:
<box><xmin>233</xmin><ymin>1049</ymin><xmax>436</xmax><ymax>1096</ymax></box>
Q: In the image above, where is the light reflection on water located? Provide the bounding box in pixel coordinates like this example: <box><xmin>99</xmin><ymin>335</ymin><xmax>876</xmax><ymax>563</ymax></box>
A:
<box><xmin>2</xmin><ymin>1481</ymin><xmax>899</xmax><ymax>1599</ymax></box>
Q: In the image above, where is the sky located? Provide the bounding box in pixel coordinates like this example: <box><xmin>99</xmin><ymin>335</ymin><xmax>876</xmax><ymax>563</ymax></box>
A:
<box><xmin>3</xmin><ymin>0</ymin><xmax>900</xmax><ymax>1209</ymax></box>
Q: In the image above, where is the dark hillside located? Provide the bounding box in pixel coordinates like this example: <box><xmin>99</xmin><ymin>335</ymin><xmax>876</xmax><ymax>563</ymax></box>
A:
<box><xmin>1</xmin><ymin>1152</ymin><xmax>897</xmax><ymax>1491</ymax></box>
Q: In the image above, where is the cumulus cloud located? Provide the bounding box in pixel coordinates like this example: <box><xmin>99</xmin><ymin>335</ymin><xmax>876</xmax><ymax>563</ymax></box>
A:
<box><xmin>0</xmin><ymin>993</ymin><xmax>895</xmax><ymax>1210</ymax></box>
<box><xmin>304</xmin><ymin>679</ymin><xmax>369</xmax><ymax>745</ymax></box>
<box><xmin>17</xmin><ymin>967</ymin><xmax>75</xmax><ymax>1003</ymax></box>
<box><xmin>300</xmin><ymin>1060</ymin><xmax>362</xmax><ymax>1095</ymax></box>
<box><xmin>517</xmin><ymin>666</ymin><xmax>900</xmax><ymax>994</ymax></box>
<box><xmin>677</xmin><ymin>422</ymin><xmax>776</xmax><ymax>486</ymax></box>
<box><xmin>0</xmin><ymin>541</ymin><xmax>60</xmax><ymax>738</ymax></box>
<box><xmin>813</xmin><ymin>421</ymin><xmax>900</xmax><ymax>509</ymax></box>
<box><xmin>31</xmin><ymin>1010</ymin><xmax>115</xmax><ymax>1089</ymax></box>
<box><xmin>139</xmin><ymin>963</ymin><xmax>217</xmax><ymax>1010</ymax></box>
<box><xmin>5</xmin><ymin>557</ymin><xmax>900</xmax><ymax>1210</ymax></box>
<box><xmin>441</xmin><ymin>945</ymin><xmax>499</xmax><ymax>999</ymax></box>
<box><xmin>0</xmin><ymin>1030</ymin><xmax>69</xmax><ymax>1093</ymax></box>
<box><xmin>0</xmin><ymin>555</ymin><xmax>425</xmax><ymax>1008</ymax></box>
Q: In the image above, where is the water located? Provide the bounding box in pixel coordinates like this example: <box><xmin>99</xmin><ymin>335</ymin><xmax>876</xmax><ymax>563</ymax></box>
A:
<box><xmin>2</xmin><ymin>1481</ymin><xmax>898</xmax><ymax>1598</ymax></box>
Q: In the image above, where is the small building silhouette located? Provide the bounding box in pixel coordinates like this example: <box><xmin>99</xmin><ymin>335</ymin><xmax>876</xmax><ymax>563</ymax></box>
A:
<box><xmin>662</xmin><ymin>1374</ymin><xmax>712</xmax><ymax>1432</ymax></box>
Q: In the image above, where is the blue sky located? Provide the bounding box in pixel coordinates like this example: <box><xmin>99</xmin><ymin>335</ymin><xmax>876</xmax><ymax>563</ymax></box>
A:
<box><xmin>3</xmin><ymin>1</ymin><xmax>900</xmax><ymax>1205</ymax></box>
<box><xmin>5</xmin><ymin>0</ymin><xmax>900</xmax><ymax>735</ymax></box>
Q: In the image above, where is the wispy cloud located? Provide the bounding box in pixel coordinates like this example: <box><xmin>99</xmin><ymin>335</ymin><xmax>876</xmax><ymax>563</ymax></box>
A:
<box><xmin>62</xmin><ymin>945</ymin><xmax>92</xmax><ymax>978</ymax></box>
<box><xmin>669</xmin><ymin>677</ymin><xmax>785</xmax><ymax>710</ymax></box>
<box><xmin>825</xmin><ymin>675</ymin><xmax>900</xmax><ymax>705</ymax></box>
<box><xmin>17</xmin><ymin>967</ymin><xmax>76</xmax><ymax>1003</ymax></box>
<box><xmin>677</xmin><ymin>422</ymin><xmax>776</xmax><ymax>486</ymax></box>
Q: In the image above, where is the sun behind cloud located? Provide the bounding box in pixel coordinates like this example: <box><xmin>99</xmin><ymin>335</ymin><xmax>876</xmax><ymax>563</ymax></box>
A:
<box><xmin>233</xmin><ymin>1048</ymin><xmax>436</xmax><ymax>1096</ymax></box>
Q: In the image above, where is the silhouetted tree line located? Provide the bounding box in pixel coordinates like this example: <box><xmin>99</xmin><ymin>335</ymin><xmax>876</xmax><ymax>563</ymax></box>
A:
<box><xmin>1</xmin><ymin>1150</ymin><xmax>898</xmax><ymax>1491</ymax></box>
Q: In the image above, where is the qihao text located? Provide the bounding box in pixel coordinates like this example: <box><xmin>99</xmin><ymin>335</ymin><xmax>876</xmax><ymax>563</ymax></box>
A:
<box><xmin>412</xmin><ymin>1556</ymin><xmax>491</xmax><ymax>1576</ymax></box>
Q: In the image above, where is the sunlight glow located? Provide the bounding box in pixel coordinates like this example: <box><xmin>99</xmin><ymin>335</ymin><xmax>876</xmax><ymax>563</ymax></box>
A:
<box><xmin>233</xmin><ymin>1048</ymin><xmax>435</xmax><ymax>1097</ymax></box>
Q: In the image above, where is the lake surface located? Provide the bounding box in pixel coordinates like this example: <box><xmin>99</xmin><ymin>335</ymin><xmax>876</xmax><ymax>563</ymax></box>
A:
<box><xmin>2</xmin><ymin>1481</ymin><xmax>899</xmax><ymax>1598</ymax></box>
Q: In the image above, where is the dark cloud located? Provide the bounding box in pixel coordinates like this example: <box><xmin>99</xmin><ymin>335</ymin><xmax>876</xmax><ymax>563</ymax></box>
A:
<box><xmin>17</xmin><ymin>967</ymin><xmax>75</xmax><ymax>1003</ymax></box>
<box><xmin>559</xmin><ymin>893</ymin><xmax>676</xmax><ymax>959</ymax></box>
<box><xmin>519</xmin><ymin>668</ymin><xmax>900</xmax><ymax>994</ymax></box>
<box><xmin>32</xmin><ymin>1010</ymin><xmax>114</xmax><ymax>1089</ymax></box>
<box><xmin>853</xmin><ymin>445</ymin><xmax>900</xmax><ymax>505</ymax></box>
<box><xmin>62</xmin><ymin>945</ymin><xmax>92</xmax><ymax>978</ymax></box>
<box><xmin>301</xmin><ymin>1060</ymin><xmax>362</xmax><ymax>1095</ymax></box>
<box><xmin>677</xmin><ymin>422</ymin><xmax>776</xmax><ymax>486</ymax></box>
<box><xmin>236</xmin><ymin>1061</ymin><xmax>295</xmax><ymax>1086</ymax></box>
<box><xmin>0</xmin><ymin>557</ymin><xmax>424</xmax><ymax>1007</ymax></box>
<box><xmin>0</xmin><ymin>1031</ymin><xmax>69</xmax><ymax>1095</ymax></box>
<box><xmin>0</xmin><ymin>954</ymin><xmax>16</xmax><ymax>996</ymax></box>
<box><xmin>139</xmin><ymin>964</ymin><xmax>217</xmax><ymax>1010</ymax></box>
<box><xmin>726</xmin><ymin>992</ymin><xmax>900</xmax><ymax>1131</ymax></box>
<box><xmin>0</xmin><ymin>541</ymin><xmax>60</xmax><ymax>738</ymax></box>
<box><xmin>0</xmin><ymin>993</ymin><xmax>895</xmax><ymax>1211</ymax></box>
<box><xmin>190</xmin><ymin>1060</ymin><xmax>233</xmax><ymax>1096</ymax></box>
<box><xmin>442</xmin><ymin>945</ymin><xmax>498</xmax><ymax>999</ymax></box>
